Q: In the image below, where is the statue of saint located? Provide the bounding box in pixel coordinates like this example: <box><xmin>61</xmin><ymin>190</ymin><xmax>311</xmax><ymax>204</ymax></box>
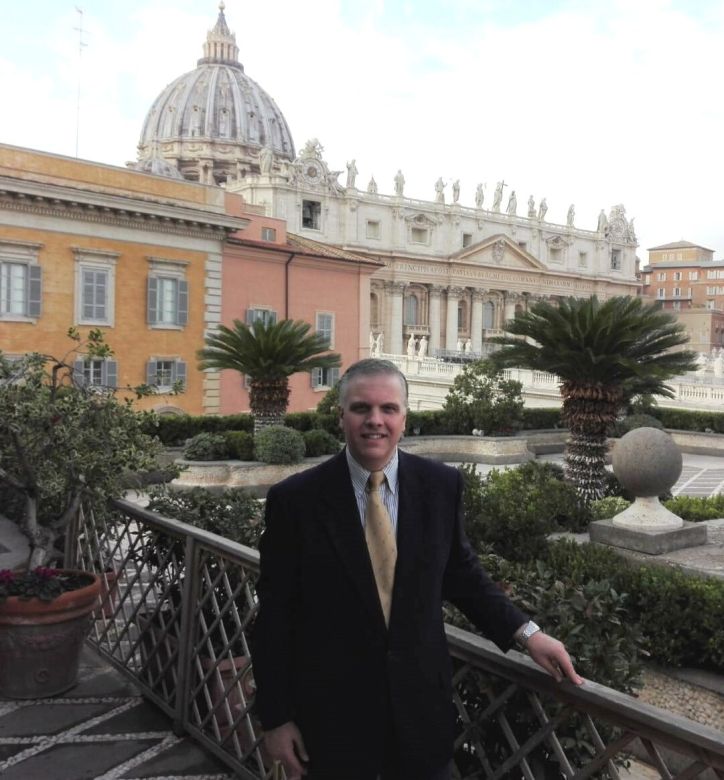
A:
<box><xmin>259</xmin><ymin>146</ymin><xmax>273</xmax><ymax>175</ymax></box>
<box><xmin>452</xmin><ymin>180</ymin><xmax>460</xmax><ymax>203</ymax></box>
<box><xmin>464</xmin><ymin>339</ymin><xmax>472</xmax><ymax>354</ymax></box>
<box><xmin>492</xmin><ymin>181</ymin><xmax>504</xmax><ymax>212</ymax></box>
<box><xmin>475</xmin><ymin>183</ymin><xmax>484</xmax><ymax>209</ymax></box>
<box><xmin>538</xmin><ymin>197</ymin><xmax>548</xmax><ymax>221</ymax></box>
<box><xmin>394</xmin><ymin>169</ymin><xmax>405</xmax><ymax>196</ymax></box>
<box><xmin>567</xmin><ymin>204</ymin><xmax>575</xmax><ymax>227</ymax></box>
<box><xmin>375</xmin><ymin>332</ymin><xmax>384</xmax><ymax>354</ymax></box>
<box><xmin>407</xmin><ymin>334</ymin><xmax>417</xmax><ymax>358</ymax></box>
<box><xmin>435</xmin><ymin>177</ymin><xmax>445</xmax><ymax>203</ymax></box>
<box><xmin>456</xmin><ymin>339</ymin><xmax>464</xmax><ymax>352</ymax></box>
<box><xmin>346</xmin><ymin>159</ymin><xmax>358</xmax><ymax>189</ymax></box>
<box><xmin>367</xmin><ymin>176</ymin><xmax>378</xmax><ymax>194</ymax></box>
<box><xmin>528</xmin><ymin>195</ymin><xmax>536</xmax><ymax>218</ymax></box>
<box><xmin>506</xmin><ymin>190</ymin><xmax>517</xmax><ymax>216</ymax></box>
<box><xmin>597</xmin><ymin>209</ymin><xmax>608</xmax><ymax>233</ymax></box>
<box><xmin>369</xmin><ymin>331</ymin><xmax>376</xmax><ymax>355</ymax></box>
<box><xmin>418</xmin><ymin>336</ymin><xmax>428</xmax><ymax>359</ymax></box>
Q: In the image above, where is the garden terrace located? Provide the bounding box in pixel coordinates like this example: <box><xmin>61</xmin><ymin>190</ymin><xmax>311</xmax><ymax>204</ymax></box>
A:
<box><xmin>71</xmin><ymin>499</ymin><xmax>724</xmax><ymax>780</ymax></box>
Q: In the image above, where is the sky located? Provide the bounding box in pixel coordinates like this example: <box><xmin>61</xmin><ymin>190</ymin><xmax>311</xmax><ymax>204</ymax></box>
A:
<box><xmin>3</xmin><ymin>0</ymin><xmax>724</xmax><ymax>260</ymax></box>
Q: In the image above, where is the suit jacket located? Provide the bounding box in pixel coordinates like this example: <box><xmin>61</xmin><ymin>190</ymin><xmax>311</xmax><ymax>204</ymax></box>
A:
<box><xmin>251</xmin><ymin>449</ymin><xmax>528</xmax><ymax>779</ymax></box>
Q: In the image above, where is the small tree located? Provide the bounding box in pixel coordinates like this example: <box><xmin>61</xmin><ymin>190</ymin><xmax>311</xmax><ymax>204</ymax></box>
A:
<box><xmin>197</xmin><ymin>319</ymin><xmax>341</xmax><ymax>431</ymax></box>
<box><xmin>0</xmin><ymin>332</ymin><xmax>163</xmax><ymax>568</ymax></box>
<box><xmin>443</xmin><ymin>359</ymin><xmax>524</xmax><ymax>434</ymax></box>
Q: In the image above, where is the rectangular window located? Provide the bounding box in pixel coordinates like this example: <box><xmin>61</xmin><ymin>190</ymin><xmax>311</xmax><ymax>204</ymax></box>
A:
<box><xmin>147</xmin><ymin>275</ymin><xmax>188</xmax><ymax>328</ymax></box>
<box><xmin>657</xmin><ymin>272</ymin><xmax>666</xmax><ymax>281</ymax></box>
<box><xmin>0</xmin><ymin>262</ymin><xmax>41</xmax><ymax>319</ymax></box>
<box><xmin>311</xmin><ymin>366</ymin><xmax>340</xmax><ymax>390</ymax></box>
<box><xmin>462</xmin><ymin>233</ymin><xmax>473</xmax><ymax>248</ymax></box>
<box><xmin>74</xmin><ymin>359</ymin><xmax>117</xmax><ymax>389</ymax></box>
<box><xmin>517</xmin><ymin>241</ymin><xmax>527</xmax><ymax>251</ymax></box>
<box><xmin>81</xmin><ymin>268</ymin><xmax>108</xmax><ymax>321</ymax></box>
<box><xmin>673</xmin><ymin>271</ymin><xmax>682</xmax><ymax>281</ymax></box>
<box><xmin>578</xmin><ymin>251</ymin><xmax>588</xmax><ymax>268</ymax></box>
<box><xmin>146</xmin><ymin>358</ymin><xmax>187</xmax><ymax>392</ymax></box>
<box><xmin>707</xmin><ymin>300</ymin><xmax>715</xmax><ymax>310</ymax></box>
<box><xmin>689</xmin><ymin>271</ymin><xmax>698</xmax><ymax>280</ymax></box>
<box><xmin>302</xmin><ymin>200</ymin><xmax>321</xmax><ymax>230</ymax></box>
<box><xmin>719</xmin><ymin>270</ymin><xmax>724</xmax><ymax>279</ymax></box>
<box><xmin>672</xmin><ymin>301</ymin><xmax>681</xmax><ymax>311</ymax></box>
<box><xmin>707</xmin><ymin>270</ymin><xmax>717</xmax><ymax>279</ymax></box>
<box><xmin>410</xmin><ymin>227</ymin><xmax>428</xmax><ymax>244</ymax></box>
<box><xmin>549</xmin><ymin>247</ymin><xmax>562</xmax><ymax>264</ymax></box>
<box><xmin>707</xmin><ymin>286</ymin><xmax>717</xmax><ymax>295</ymax></box>
<box><xmin>657</xmin><ymin>288</ymin><xmax>665</xmax><ymax>299</ymax></box>
<box><xmin>261</xmin><ymin>227</ymin><xmax>277</xmax><ymax>242</ymax></box>
<box><xmin>673</xmin><ymin>287</ymin><xmax>681</xmax><ymax>297</ymax></box>
<box><xmin>610</xmin><ymin>250</ymin><xmax>622</xmax><ymax>270</ymax></box>
<box><xmin>316</xmin><ymin>312</ymin><xmax>334</xmax><ymax>348</ymax></box>
<box><xmin>246</xmin><ymin>308</ymin><xmax>277</xmax><ymax>326</ymax></box>
<box><xmin>366</xmin><ymin>220</ymin><xmax>380</xmax><ymax>240</ymax></box>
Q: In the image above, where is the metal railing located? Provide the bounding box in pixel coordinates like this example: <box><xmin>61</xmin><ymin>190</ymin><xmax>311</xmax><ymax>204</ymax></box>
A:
<box><xmin>74</xmin><ymin>499</ymin><xmax>724</xmax><ymax>780</ymax></box>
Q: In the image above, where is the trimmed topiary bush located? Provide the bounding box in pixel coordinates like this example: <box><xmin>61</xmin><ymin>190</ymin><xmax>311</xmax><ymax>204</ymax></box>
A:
<box><xmin>254</xmin><ymin>425</ymin><xmax>306</xmax><ymax>465</ymax></box>
<box><xmin>303</xmin><ymin>429</ymin><xmax>341</xmax><ymax>457</ymax></box>
<box><xmin>184</xmin><ymin>432</ymin><xmax>231</xmax><ymax>461</ymax></box>
<box><xmin>225</xmin><ymin>430</ymin><xmax>255</xmax><ymax>461</ymax></box>
<box><xmin>611</xmin><ymin>413</ymin><xmax>664</xmax><ymax>437</ymax></box>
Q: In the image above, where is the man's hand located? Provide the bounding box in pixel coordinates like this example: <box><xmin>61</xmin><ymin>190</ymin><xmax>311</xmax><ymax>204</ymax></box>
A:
<box><xmin>526</xmin><ymin>632</ymin><xmax>584</xmax><ymax>685</ymax></box>
<box><xmin>263</xmin><ymin>721</ymin><xmax>309</xmax><ymax>779</ymax></box>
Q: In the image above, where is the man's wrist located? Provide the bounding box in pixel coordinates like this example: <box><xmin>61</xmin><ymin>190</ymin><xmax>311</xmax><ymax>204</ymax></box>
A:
<box><xmin>514</xmin><ymin>620</ymin><xmax>541</xmax><ymax>649</ymax></box>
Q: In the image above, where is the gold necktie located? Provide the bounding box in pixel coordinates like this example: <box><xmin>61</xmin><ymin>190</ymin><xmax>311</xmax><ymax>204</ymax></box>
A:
<box><xmin>365</xmin><ymin>471</ymin><xmax>397</xmax><ymax>626</ymax></box>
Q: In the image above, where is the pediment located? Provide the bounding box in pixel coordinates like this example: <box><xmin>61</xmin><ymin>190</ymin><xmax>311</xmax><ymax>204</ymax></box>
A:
<box><xmin>451</xmin><ymin>234</ymin><xmax>547</xmax><ymax>270</ymax></box>
<box><xmin>402</xmin><ymin>211</ymin><xmax>443</xmax><ymax>226</ymax></box>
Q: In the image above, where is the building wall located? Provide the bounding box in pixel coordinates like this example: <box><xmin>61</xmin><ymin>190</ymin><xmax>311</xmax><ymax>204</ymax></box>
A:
<box><xmin>0</xmin><ymin>144</ymin><xmax>249</xmax><ymax>415</ymax></box>
<box><xmin>218</xmin><ymin>242</ymin><xmax>375</xmax><ymax>414</ymax></box>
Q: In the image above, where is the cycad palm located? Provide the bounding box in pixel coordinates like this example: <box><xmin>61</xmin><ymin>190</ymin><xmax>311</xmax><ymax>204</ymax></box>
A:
<box><xmin>197</xmin><ymin>319</ymin><xmax>341</xmax><ymax>430</ymax></box>
<box><xmin>491</xmin><ymin>296</ymin><xmax>696</xmax><ymax>502</ymax></box>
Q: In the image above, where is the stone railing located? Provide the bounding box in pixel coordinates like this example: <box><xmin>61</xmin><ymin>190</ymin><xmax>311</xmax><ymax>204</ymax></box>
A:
<box><xmin>74</xmin><ymin>500</ymin><xmax>724</xmax><ymax>780</ymax></box>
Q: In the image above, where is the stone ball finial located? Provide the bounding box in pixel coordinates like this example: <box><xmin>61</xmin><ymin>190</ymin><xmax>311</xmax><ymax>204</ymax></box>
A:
<box><xmin>612</xmin><ymin>427</ymin><xmax>682</xmax><ymax>498</ymax></box>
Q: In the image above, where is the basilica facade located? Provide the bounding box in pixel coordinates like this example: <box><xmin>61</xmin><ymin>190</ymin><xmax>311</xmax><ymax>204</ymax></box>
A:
<box><xmin>137</xmin><ymin>4</ymin><xmax>640</xmax><ymax>366</ymax></box>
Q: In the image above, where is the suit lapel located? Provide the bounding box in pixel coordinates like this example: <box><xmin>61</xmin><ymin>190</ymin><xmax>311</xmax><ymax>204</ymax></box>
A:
<box><xmin>319</xmin><ymin>452</ymin><xmax>386</xmax><ymax>628</ymax></box>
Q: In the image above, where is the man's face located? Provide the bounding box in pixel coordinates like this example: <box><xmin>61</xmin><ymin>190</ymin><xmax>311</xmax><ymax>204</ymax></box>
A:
<box><xmin>339</xmin><ymin>373</ymin><xmax>407</xmax><ymax>472</ymax></box>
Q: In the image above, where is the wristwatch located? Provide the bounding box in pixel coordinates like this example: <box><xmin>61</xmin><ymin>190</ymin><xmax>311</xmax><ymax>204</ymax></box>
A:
<box><xmin>515</xmin><ymin>620</ymin><xmax>541</xmax><ymax>649</ymax></box>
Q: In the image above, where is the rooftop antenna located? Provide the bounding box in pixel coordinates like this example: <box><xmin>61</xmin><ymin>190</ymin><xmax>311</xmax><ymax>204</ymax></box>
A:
<box><xmin>73</xmin><ymin>7</ymin><xmax>88</xmax><ymax>157</ymax></box>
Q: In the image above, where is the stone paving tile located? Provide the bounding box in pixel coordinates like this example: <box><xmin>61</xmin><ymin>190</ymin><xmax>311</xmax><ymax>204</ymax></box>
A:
<box><xmin>0</xmin><ymin>700</ymin><xmax>114</xmax><ymax>737</ymax></box>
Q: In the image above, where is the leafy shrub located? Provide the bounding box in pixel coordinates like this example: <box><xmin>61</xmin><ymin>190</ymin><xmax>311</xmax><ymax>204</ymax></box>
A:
<box><xmin>662</xmin><ymin>494</ymin><xmax>724</xmax><ymax>521</ymax></box>
<box><xmin>146</xmin><ymin>413</ymin><xmax>254</xmax><ymax>445</ymax></box>
<box><xmin>254</xmin><ymin>426</ymin><xmax>306</xmax><ymax>464</ymax></box>
<box><xmin>284</xmin><ymin>411</ymin><xmax>340</xmax><ymax>437</ymax></box>
<box><xmin>225</xmin><ymin>431</ymin><xmax>255</xmax><ymax>461</ymax></box>
<box><xmin>146</xmin><ymin>486</ymin><xmax>263</xmax><ymax>548</ymax></box>
<box><xmin>520</xmin><ymin>407</ymin><xmax>563</xmax><ymax>430</ymax></box>
<box><xmin>590</xmin><ymin>496</ymin><xmax>631</xmax><ymax>520</ymax></box>
<box><xmin>611</xmin><ymin>413</ymin><xmax>664</xmax><ymax>437</ymax></box>
<box><xmin>184</xmin><ymin>432</ymin><xmax>231</xmax><ymax>461</ymax></box>
<box><xmin>303</xmin><ymin>429</ymin><xmax>341</xmax><ymax>457</ymax></box>
<box><xmin>443</xmin><ymin>359</ymin><xmax>525</xmax><ymax>435</ymax></box>
<box><xmin>406</xmin><ymin>410</ymin><xmax>449</xmax><ymax>436</ymax></box>
<box><xmin>653</xmin><ymin>407</ymin><xmax>724</xmax><ymax>434</ymax></box>
<box><xmin>316</xmin><ymin>382</ymin><xmax>340</xmax><ymax>414</ymax></box>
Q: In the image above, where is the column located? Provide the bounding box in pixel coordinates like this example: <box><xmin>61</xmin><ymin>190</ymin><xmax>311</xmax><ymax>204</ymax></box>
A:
<box><xmin>471</xmin><ymin>289</ymin><xmax>485</xmax><ymax>353</ymax></box>
<box><xmin>428</xmin><ymin>285</ymin><xmax>443</xmax><ymax>354</ymax></box>
<box><xmin>388</xmin><ymin>282</ymin><xmax>405</xmax><ymax>355</ymax></box>
<box><xmin>503</xmin><ymin>292</ymin><xmax>518</xmax><ymax>326</ymax></box>
<box><xmin>446</xmin><ymin>286</ymin><xmax>465</xmax><ymax>351</ymax></box>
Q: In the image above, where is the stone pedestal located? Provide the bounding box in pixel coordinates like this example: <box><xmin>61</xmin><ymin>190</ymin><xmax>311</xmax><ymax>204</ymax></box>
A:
<box><xmin>590</xmin><ymin>518</ymin><xmax>708</xmax><ymax>555</ymax></box>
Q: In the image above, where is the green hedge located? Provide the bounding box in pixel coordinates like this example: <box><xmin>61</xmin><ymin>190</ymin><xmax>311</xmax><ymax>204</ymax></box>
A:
<box><xmin>283</xmin><ymin>411</ymin><xmax>340</xmax><ymax>436</ymax></box>
<box><xmin>649</xmin><ymin>407</ymin><xmax>724</xmax><ymax>434</ymax></box>
<box><xmin>146</xmin><ymin>413</ymin><xmax>253</xmax><ymax>445</ymax></box>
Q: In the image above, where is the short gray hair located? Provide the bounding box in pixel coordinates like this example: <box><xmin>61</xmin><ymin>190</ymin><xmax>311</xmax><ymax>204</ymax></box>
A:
<box><xmin>337</xmin><ymin>359</ymin><xmax>408</xmax><ymax>407</ymax></box>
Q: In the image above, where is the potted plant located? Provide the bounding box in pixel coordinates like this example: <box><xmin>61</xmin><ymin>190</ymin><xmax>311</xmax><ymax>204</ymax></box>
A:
<box><xmin>0</xmin><ymin>330</ymin><xmax>165</xmax><ymax>698</ymax></box>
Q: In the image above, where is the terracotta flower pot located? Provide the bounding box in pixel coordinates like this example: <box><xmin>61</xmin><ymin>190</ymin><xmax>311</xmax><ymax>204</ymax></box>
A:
<box><xmin>0</xmin><ymin>570</ymin><xmax>101</xmax><ymax>699</ymax></box>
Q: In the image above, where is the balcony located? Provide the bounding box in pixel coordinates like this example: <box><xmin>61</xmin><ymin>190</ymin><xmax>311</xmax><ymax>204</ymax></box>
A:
<box><xmin>67</xmin><ymin>499</ymin><xmax>724</xmax><ymax>779</ymax></box>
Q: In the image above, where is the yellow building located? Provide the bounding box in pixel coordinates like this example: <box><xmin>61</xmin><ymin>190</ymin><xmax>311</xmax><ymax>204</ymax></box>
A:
<box><xmin>0</xmin><ymin>144</ymin><xmax>248</xmax><ymax>414</ymax></box>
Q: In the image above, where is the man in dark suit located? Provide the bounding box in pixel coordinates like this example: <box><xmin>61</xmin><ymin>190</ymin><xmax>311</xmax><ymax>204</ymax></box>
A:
<box><xmin>252</xmin><ymin>359</ymin><xmax>582</xmax><ymax>779</ymax></box>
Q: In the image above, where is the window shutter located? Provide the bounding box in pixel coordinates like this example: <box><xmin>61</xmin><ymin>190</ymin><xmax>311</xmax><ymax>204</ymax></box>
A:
<box><xmin>246</xmin><ymin>309</ymin><xmax>256</xmax><ymax>325</ymax></box>
<box><xmin>311</xmin><ymin>368</ymin><xmax>321</xmax><ymax>388</ymax></box>
<box><xmin>27</xmin><ymin>266</ymin><xmax>42</xmax><ymax>317</ymax></box>
<box><xmin>330</xmin><ymin>367</ymin><xmax>340</xmax><ymax>385</ymax></box>
<box><xmin>174</xmin><ymin>360</ymin><xmax>187</xmax><ymax>390</ymax></box>
<box><xmin>177</xmin><ymin>280</ymin><xmax>188</xmax><ymax>326</ymax></box>
<box><xmin>146</xmin><ymin>360</ymin><xmax>157</xmax><ymax>387</ymax></box>
<box><xmin>73</xmin><ymin>359</ymin><xmax>87</xmax><ymax>387</ymax></box>
<box><xmin>147</xmin><ymin>277</ymin><xmax>158</xmax><ymax>324</ymax></box>
<box><xmin>103</xmin><ymin>360</ymin><xmax>118</xmax><ymax>389</ymax></box>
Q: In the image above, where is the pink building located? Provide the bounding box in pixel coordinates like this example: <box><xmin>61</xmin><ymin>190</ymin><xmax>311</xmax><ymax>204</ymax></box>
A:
<box><xmin>219</xmin><ymin>217</ymin><xmax>381</xmax><ymax>414</ymax></box>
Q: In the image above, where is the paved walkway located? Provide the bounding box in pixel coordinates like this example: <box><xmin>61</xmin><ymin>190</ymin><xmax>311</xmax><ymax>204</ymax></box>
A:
<box><xmin>0</xmin><ymin>649</ymin><xmax>234</xmax><ymax>780</ymax></box>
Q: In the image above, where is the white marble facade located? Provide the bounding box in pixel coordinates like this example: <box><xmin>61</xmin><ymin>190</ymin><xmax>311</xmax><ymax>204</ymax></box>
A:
<box><xmin>229</xmin><ymin>139</ymin><xmax>639</xmax><ymax>358</ymax></box>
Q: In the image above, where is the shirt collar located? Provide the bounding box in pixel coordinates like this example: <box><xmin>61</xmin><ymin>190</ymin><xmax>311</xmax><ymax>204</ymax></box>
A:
<box><xmin>345</xmin><ymin>447</ymin><xmax>399</xmax><ymax>495</ymax></box>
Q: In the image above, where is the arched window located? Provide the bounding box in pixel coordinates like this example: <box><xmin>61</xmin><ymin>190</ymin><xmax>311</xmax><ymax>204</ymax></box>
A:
<box><xmin>483</xmin><ymin>301</ymin><xmax>495</xmax><ymax>329</ymax></box>
<box><xmin>404</xmin><ymin>295</ymin><xmax>418</xmax><ymax>326</ymax></box>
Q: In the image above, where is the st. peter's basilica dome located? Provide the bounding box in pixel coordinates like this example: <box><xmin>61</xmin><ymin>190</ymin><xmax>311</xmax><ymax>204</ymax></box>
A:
<box><xmin>136</xmin><ymin>3</ymin><xmax>295</xmax><ymax>185</ymax></box>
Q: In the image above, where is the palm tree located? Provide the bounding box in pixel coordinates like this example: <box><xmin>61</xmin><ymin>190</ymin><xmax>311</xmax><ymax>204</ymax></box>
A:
<box><xmin>197</xmin><ymin>319</ymin><xmax>341</xmax><ymax>431</ymax></box>
<box><xmin>491</xmin><ymin>296</ymin><xmax>697</xmax><ymax>502</ymax></box>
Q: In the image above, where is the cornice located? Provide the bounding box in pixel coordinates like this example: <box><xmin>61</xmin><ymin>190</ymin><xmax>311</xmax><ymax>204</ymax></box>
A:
<box><xmin>0</xmin><ymin>176</ymin><xmax>249</xmax><ymax>240</ymax></box>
